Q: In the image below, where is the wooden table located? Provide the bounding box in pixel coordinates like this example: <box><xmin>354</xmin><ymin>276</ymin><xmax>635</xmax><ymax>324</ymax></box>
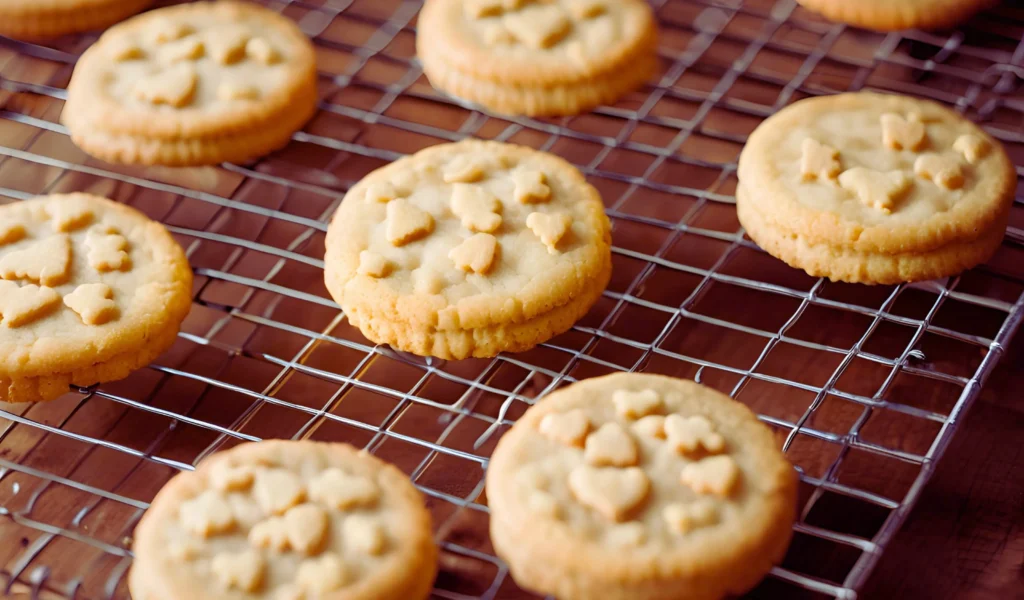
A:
<box><xmin>864</xmin><ymin>334</ymin><xmax>1024</xmax><ymax>598</ymax></box>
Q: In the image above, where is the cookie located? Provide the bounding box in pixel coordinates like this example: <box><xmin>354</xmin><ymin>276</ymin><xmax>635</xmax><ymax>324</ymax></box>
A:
<box><xmin>324</xmin><ymin>139</ymin><xmax>612</xmax><ymax>360</ymax></box>
<box><xmin>130</xmin><ymin>440</ymin><xmax>437</xmax><ymax>600</ymax></box>
<box><xmin>0</xmin><ymin>193</ymin><xmax>192</xmax><ymax>403</ymax></box>
<box><xmin>795</xmin><ymin>0</ymin><xmax>997</xmax><ymax>31</ymax></box>
<box><xmin>0</xmin><ymin>0</ymin><xmax>151</xmax><ymax>41</ymax></box>
<box><xmin>486</xmin><ymin>373</ymin><xmax>798</xmax><ymax>600</ymax></box>
<box><xmin>61</xmin><ymin>1</ymin><xmax>318</xmax><ymax>167</ymax></box>
<box><xmin>416</xmin><ymin>0</ymin><xmax>658</xmax><ymax>116</ymax></box>
<box><xmin>736</xmin><ymin>92</ymin><xmax>1015</xmax><ymax>285</ymax></box>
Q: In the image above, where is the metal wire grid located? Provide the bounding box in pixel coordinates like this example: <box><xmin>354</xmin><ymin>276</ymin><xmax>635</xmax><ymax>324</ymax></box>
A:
<box><xmin>0</xmin><ymin>0</ymin><xmax>1021</xmax><ymax>597</ymax></box>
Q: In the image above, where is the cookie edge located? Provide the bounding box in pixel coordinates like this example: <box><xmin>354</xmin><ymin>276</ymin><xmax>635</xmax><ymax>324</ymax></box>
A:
<box><xmin>129</xmin><ymin>440</ymin><xmax>438</xmax><ymax>600</ymax></box>
<box><xmin>0</xmin><ymin>194</ymin><xmax>193</xmax><ymax>387</ymax></box>
<box><xmin>486</xmin><ymin>372</ymin><xmax>798</xmax><ymax>600</ymax></box>
<box><xmin>324</xmin><ymin>139</ymin><xmax>614</xmax><ymax>358</ymax></box>
<box><xmin>736</xmin><ymin>92</ymin><xmax>1016</xmax><ymax>255</ymax></box>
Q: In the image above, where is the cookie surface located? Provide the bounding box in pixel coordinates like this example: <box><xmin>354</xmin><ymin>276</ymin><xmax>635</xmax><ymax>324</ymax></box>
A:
<box><xmin>324</xmin><ymin>139</ymin><xmax>612</xmax><ymax>360</ymax></box>
<box><xmin>737</xmin><ymin>92</ymin><xmax>1015</xmax><ymax>285</ymax></box>
<box><xmin>417</xmin><ymin>0</ymin><xmax>657</xmax><ymax>116</ymax></box>
<box><xmin>0</xmin><ymin>193</ymin><xmax>191</xmax><ymax>403</ymax></box>
<box><xmin>795</xmin><ymin>0</ymin><xmax>997</xmax><ymax>31</ymax></box>
<box><xmin>486</xmin><ymin>372</ymin><xmax>797</xmax><ymax>600</ymax></box>
<box><xmin>130</xmin><ymin>440</ymin><xmax>437</xmax><ymax>600</ymax></box>
<box><xmin>0</xmin><ymin>0</ymin><xmax>151</xmax><ymax>40</ymax></box>
<box><xmin>61</xmin><ymin>1</ymin><xmax>318</xmax><ymax>166</ymax></box>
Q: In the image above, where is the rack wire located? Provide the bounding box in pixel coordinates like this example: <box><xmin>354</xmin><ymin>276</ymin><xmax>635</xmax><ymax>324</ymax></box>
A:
<box><xmin>0</xmin><ymin>0</ymin><xmax>1022</xmax><ymax>597</ymax></box>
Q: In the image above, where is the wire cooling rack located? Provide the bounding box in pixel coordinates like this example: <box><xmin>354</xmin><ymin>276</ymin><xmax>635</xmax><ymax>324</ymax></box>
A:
<box><xmin>0</xmin><ymin>0</ymin><xmax>1022</xmax><ymax>598</ymax></box>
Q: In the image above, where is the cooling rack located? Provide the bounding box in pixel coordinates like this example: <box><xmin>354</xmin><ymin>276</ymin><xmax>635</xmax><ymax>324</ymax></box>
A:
<box><xmin>0</xmin><ymin>0</ymin><xmax>1022</xmax><ymax>598</ymax></box>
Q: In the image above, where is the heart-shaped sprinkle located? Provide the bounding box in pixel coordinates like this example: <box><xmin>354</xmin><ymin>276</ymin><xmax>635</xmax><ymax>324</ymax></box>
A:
<box><xmin>253</xmin><ymin>469</ymin><xmax>306</xmax><ymax>515</ymax></box>
<box><xmin>212</xmin><ymin>549</ymin><xmax>265</xmax><ymax>592</ymax></box>
<box><xmin>538</xmin><ymin>408</ymin><xmax>590</xmax><ymax>447</ymax></box>
<box><xmin>681</xmin><ymin>455</ymin><xmax>739</xmax><ymax>497</ymax></box>
<box><xmin>526</xmin><ymin>211</ymin><xmax>571</xmax><ymax>253</ymax></box>
<box><xmin>953</xmin><ymin>134</ymin><xmax>987</xmax><ymax>163</ymax></box>
<box><xmin>180</xmin><ymin>490</ymin><xmax>236</xmax><ymax>537</ymax></box>
<box><xmin>63</xmin><ymin>283</ymin><xmax>119</xmax><ymax>325</ymax></box>
<box><xmin>511</xmin><ymin>169</ymin><xmax>551</xmax><ymax>204</ymax></box>
<box><xmin>612</xmin><ymin>388</ymin><xmax>661</xmax><ymax>419</ymax></box>
<box><xmin>386</xmin><ymin>199</ymin><xmax>435</xmax><ymax>246</ymax></box>
<box><xmin>308</xmin><ymin>468</ymin><xmax>379</xmax><ymax>509</ymax></box>
<box><xmin>584</xmin><ymin>422</ymin><xmax>639</xmax><ymax>467</ymax></box>
<box><xmin>133</xmin><ymin>63</ymin><xmax>198</xmax><ymax>107</ymax></box>
<box><xmin>0</xmin><ymin>233</ymin><xmax>71</xmax><ymax>286</ymax></box>
<box><xmin>880</xmin><ymin>113</ymin><xmax>925</xmax><ymax>151</ymax></box>
<box><xmin>914</xmin><ymin>153</ymin><xmax>964</xmax><ymax>190</ymax></box>
<box><xmin>568</xmin><ymin>465</ymin><xmax>650</xmax><ymax>522</ymax></box>
<box><xmin>800</xmin><ymin>138</ymin><xmax>841</xmax><ymax>181</ymax></box>
<box><xmin>663</xmin><ymin>499</ymin><xmax>718</xmax><ymax>534</ymax></box>
<box><xmin>664</xmin><ymin>414</ymin><xmax>725</xmax><ymax>455</ymax></box>
<box><xmin>632</xmin><ymin>415</ymin><xmax>666</xmax><ymax>439</ymax></box>
<box><xmin>449</xmin><ymin>233</ymin><xmax>498</xmax><ymax>274</ymax></box>
<box><xmin>451</xmin><ymin>183</ymin><xmax>502</xmax><ymax>233</ymax></box>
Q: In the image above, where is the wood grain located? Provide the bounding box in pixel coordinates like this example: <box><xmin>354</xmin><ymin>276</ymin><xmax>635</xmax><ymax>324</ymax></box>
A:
<box><xmin>863</xmin><ymin>334</ymin><xmax>1024</xmax><ymax>598</ymax></box>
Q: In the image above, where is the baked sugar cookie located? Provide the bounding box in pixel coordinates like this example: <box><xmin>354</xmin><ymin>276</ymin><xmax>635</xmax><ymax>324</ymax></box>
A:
<box><xmin>737</xmin><ymin>92</ymin><xmax>1015</xmax><ymax>285</ymax></box>
<box><xmin>0</xmin><ymin>0</ymin><xmax>150</xmax><ymax>41</ymax></box>
<box><xmin>416</xmin><ymin>0</ymin><xmax>658</xmax><ymax>116</ymax></box>
<box><xmin>324</xmin><ymin>139</ymin><xmax>612</xmax><ymax>360</ymax></box>
<box><xmin>0</xmin><ymin>194</ymin><xmax>191</xmax><ymax>403</ymax></box>
<box><xmin>62</xmin><ymin>1</ymin><xmax>318</xmax><ymax>166</ymax></box>
<box><xmin>795</xmin><ymin>0</ymin><xmax>997</xmax><ymax>31</ymax></box>
<box><xmin>130</xmin><ymin>441</ymin><xmax>437</xmax><ymax>600</ymax></box>
<box><xmin>486</xmin><ymin>373</ymin><xmax>798</xmax><ymax>600</ymax></box>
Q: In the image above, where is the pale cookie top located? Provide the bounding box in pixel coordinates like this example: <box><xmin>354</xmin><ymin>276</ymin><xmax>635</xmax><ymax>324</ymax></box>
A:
<box><xmin>0</xmin><ymin>194</ymin><xmax>191</xmax><ymax>378</ymax></box>
<box><xmin>417</xmin><ymin>0</ymin><xmax>657</xmax><ymax>84</ymax></box>
<box><xmin>738</xmin><ymin>92</ymin><xmax>1016</xmax><ymax>254</ymax></box>
<box><xmin>486</xmin><ymin>373</ymin><xmax>797</xmax><ymax>569</ymax></box>
<box><xmin>63</xmin><ymin>1</ymin><xmax>317</xmax><ymax>140</ymax></box>
<box><xmin>325</xmin><ymin>140</ymin><xmax>611</xmax><ymax>333</ymax></box>
<box><xmin>131</xmin><ymin>441</ymin><xmax>436</xmax><ymax>600</ymax></box>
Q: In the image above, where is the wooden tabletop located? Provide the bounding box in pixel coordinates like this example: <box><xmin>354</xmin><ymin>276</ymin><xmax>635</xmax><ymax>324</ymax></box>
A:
<box><xmin>863</xmin><ymin>334</ymin><xmax>1024</xmax><ymax>598</ymax></box>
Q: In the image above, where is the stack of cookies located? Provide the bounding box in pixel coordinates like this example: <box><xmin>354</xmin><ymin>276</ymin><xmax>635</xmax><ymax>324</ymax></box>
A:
<box><xmin>737</xmin><ymin>93</ymin><xmax>1015</xmax><ymax>285</ymax></box>
<box><xmin>4</xmin><ymin>2</ymin><xmax>1018</xmax><ymax>600</ymax></box>
<box><xmin>794</xmin><ymin>0</ymin><xmax>999</xmax><ymax>31</ymax></box>
<box><xmin>133</xmin><ymin>372</ymin><xmax>798</xmax><ymax>600</ymax></box>
<box><xmin>0</xmin><ymin>194</ymin><xmax>192</xmax><ymax>403</ymax></box>
<box><xmin>323</xmin><ymin>139</ymin><xmax>613</xmax><ymax>359</ymax></box>
<box><xmin>131</xmin><ymin>441</ymin><xmax>438</xmax><ymax>600</ymax></box>
<box><xmin>417</xmin><ymin>0</ymin><xmax>659</xmax><ymax>116</ymax></box>
<box><xmin>0</xmin><ymin>0</ymin><xmax>151</xmax><ymax>40</ymax></box>
<box><xmin>487</xmin><ymin>373</ymin><xmax>798</xmax><ymax>600</ymax></box>
<box><xmin>61</xmin><ymin>1</ymin><xmax>318</xmax><ymax>166</ymax></box>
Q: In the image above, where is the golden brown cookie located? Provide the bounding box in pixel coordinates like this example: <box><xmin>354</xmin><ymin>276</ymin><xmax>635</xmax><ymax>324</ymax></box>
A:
<box><xmin>324</xmin><ymin>139</ymin><xmax>612</xmax><ymax>360</ymax></box>
<box><xmin>795</xmin><ymin>0</ymin><xmax>997</xmax><ymax>31</ymax></box>
<box><xmin>0</xmin><ymin>193</ymin><xmax>192</xmax><ymax>403</ymax></box>
<box><xmin>130</xmin><ymin>440</ymin><xmax>437</xmax><ymax>600</ymax></box>
<box><xmin>61</xmin><ymin>1</ymin><xmax>318</xmax><ymax>166</ymax></box>
<box><xmin>737</xmin><ymin>92</ymin><xmax>1015</xmax><ymax>285</ymax></box>
<box><xmin>416</xmin><ymin>0</ymin><xmax>658</xmax><ymax>116</ymax></box>
<box><xmin>0</xmin><ymin>0</ymin><xmax>151</xmax><ymax>40</ymax></box>
<box><xmin>487</xmin><ymin>372</ymin><xmax>798</xmax><ymax>600</ymax></box>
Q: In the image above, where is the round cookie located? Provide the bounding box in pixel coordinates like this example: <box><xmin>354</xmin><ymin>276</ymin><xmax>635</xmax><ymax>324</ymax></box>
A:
<box><xmin>324</xmin><ymin>139</ymin><xmax>612</xmax><ymax>360</ymax></box>
<box><xmin>61</xmin><ymin>1</ymin><xmax>318</xmax><ymax>166</ymax></box>
<box><xmin>0</xmin><ymin>0</ymin><xmax>151</xmax><ymax>41</ymax></box>
<box><xmin>795</xmin><ymin>0</ymin><xmax>997</xmax><ymax>31</ymax></box>
<box><xmin>130</xmin><ymin>440</ymin><xmax>437</xmax><ymax>600</ymax></box>
<box><xmin>486</xmin><ymin>373</ymin><xmax>798</xmax><ymax>600</ymax></box>
<box><xmin>737</xmin><ymin>92</ymin><xmax>1015</xmax><ymax>285</ymax></box>
<box><xmin>417</xmin><ymin>0</ymin><xmax>658</xmax><ymax>116</ymax></box>
<box><xmin>0</xmin><ymin>193</ymin><xmax>192</xmax><ymax>403</ymax></box>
